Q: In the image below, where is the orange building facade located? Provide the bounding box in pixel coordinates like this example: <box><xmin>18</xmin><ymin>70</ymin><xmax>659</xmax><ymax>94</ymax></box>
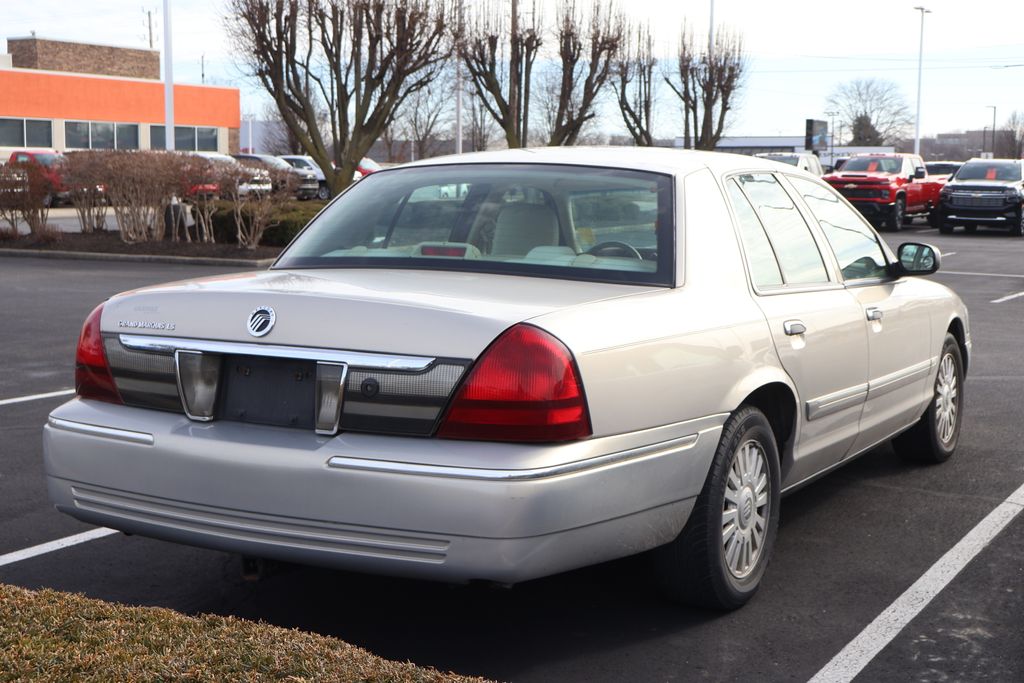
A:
<box><xmin>0</xmin><ymin>37</ymin><xmax>240</xmax><ymax>157</ymax></box>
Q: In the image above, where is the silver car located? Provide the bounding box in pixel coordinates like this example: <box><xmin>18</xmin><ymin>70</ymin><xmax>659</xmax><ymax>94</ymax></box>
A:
<box><xmin>44</xmin><ymin>148</ymin><xmax>970</xmax><ymax>609</ymax></box>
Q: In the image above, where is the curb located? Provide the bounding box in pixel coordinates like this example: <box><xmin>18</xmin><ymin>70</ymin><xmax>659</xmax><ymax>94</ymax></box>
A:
<box><xmin>0</xmin><ymin>248</ymin><xmax>277</xmax><ymax>268</ymax></box>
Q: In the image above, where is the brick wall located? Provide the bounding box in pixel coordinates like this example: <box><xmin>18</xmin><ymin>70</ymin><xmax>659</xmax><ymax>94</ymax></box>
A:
<box><xmin>8</xmin><ymin>38</ymin><xmax>160</xmax><ymax>80</ymax></box>
<box><xmin>228</xmin><ymin>127</ymin><xmax>240</xmax><ymax>154</ymax></box>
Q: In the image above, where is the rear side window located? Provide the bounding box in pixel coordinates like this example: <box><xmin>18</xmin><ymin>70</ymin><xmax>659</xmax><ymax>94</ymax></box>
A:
<box><xmin>732</xmin><ymin>173</ymin><xmax>829</xmax><ymax>285</ymax></box>
<box><xmin>725</xmin><ymin>179</ymin><xmax>783</xmax><ymax>288</ymax></box>
<box><xmin>277</xmin><ymin>164</ymin><xmax>675</xmax><ymax>286</ymax></box>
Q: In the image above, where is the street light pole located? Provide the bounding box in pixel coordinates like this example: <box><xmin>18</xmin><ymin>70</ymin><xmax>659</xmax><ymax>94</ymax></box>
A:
<box><xmin>163</xmin><ymin>0</ymin><xmax>174</xmax><ymax>150</ymax></box>
<box><xmin>825</xmin><ymin>110</ymin><xmax>837</xmax><ymax>167</ymax></box>
<box><xmin>988</xmin><ymin>105</ymin><xmax>997</xmax><ymax>157</ymax></box>
<box><xmin>912</xmin><ymin>6</ymin><xmax>930</xmax><ymax>156</ymax></box>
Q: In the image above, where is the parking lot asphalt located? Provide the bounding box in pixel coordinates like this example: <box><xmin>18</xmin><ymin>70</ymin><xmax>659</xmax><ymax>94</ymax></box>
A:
<box><xmin>1</xmin><ymin>228</ymin><xmax>1022</xmax><ymax>682</ymax></box>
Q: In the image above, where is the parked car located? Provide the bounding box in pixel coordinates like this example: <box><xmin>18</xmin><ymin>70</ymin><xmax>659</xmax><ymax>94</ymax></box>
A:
<box><xmin>191</xmin><ymin>152</ymin><xmax>272</xmax><ymax>197</ymax></box>
<box><xmin>357</xmin><ymin>156</ymin><xmax>382</xmax><ymax>176</ymax></box>
<box><xmin>45</xmin><ymin>148</ymin><xmax>969</xmax><ymax>610</ymax></box>
<box><xmin>925</xmin><ymin>161</ymin><xmax>963</xmax><ymax>182</ymax></box>
<box><xmin>233</xmin><ymin>153</ymin><xmax>319</xmax><ymax>200</ymax></box>
<box><xmin>755</xmin><ymin>152</ymin><xmax>824</xmax><ymax>176</ymax></box>
<box><xmin>6</xmin><ymin>148</ymin><xmax>68</xmax><ymax>206</ymax></box>
<box><xmin>279</xmin><ymin>154</ymin><xmax>332</xmax><ymax>200</ymax></box>
<box><xmin>822</xmin><ymin>153</ymin><xmax>941</xmax><ymax>230</ymax></box>
<box><xmin>936</xmin><ymin>158</ymin><xmax>1024</xmax><ymax>236</ymax></box>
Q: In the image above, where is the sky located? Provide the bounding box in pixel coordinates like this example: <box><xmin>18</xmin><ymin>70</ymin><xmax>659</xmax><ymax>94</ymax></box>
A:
<box><xmin>3</xmin><ymin>0</ymin><xmax>1023</xmax><ymax>141</ymax></box>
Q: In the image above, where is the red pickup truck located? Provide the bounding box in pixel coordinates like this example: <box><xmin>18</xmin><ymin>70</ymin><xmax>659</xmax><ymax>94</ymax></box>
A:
<box><xmin>822</xmin><ymin>153</ymin><xmax>942</xmax><ymax>231</ymax></box>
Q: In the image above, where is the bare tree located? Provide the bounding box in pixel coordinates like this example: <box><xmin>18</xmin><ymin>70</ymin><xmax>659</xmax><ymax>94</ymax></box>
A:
<box><xmin>459</xmin><ymin>0</ymin><xmax>542</xmax><ymax>148</ymax></box>
<box><xmin>665</xmin><ymin>25</ymin><xmax>745</xmax><ymax>150</ymax></box>
<box><xmin>826</xmin><ymin>78</ymin><xmax>913</xmax><ymax>146</ymax></box>
<box><xmin>261</xmin><ymin>103</ymin><xmax>304</xmax><ymax>156</ymax></box>
<box><xmin>227</xmin><ymin>0</ymin><xmax>451</xmax><ymax>194</ymax></box>
<box><xmin>615</xmin><ymin>21</ymin><xmax>656</xmax><ymax>146</ymax></box>
<box><xmin>64</xmin><ymin>151</ymin><xmax>110</xmax><ymax>234</ymax></box>
<box><xmin>1002</xmin><ymin>111</ymin><xmax>1024</xmax><ymax>159</ymax></box>
<box><xmin>465</xmin><ymin>83</ymin><xmax>497</xmax><ymax>151</ymax></box>
<box><xmin>395</xmin><ymin>67</ymin><xmax>454</xmax><ymax>160</ymax></box>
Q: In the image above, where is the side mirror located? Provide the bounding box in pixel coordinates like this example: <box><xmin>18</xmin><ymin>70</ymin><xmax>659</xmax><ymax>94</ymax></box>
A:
<box><xmin>914</xmin><ymin>167</ymin><xmax>927</xmax><ymax>179</ymax></box>
<box><xmin>894</xmin><ymin>242</ymin><xmax>940</xmax><ymax>276</ymax></box>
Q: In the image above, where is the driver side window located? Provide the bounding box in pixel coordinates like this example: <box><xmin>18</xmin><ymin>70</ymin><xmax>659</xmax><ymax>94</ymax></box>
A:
<box><xmin>788</xmin><ymin>176</ymin><xmax>889</xmax><ymax>281</ymax></box>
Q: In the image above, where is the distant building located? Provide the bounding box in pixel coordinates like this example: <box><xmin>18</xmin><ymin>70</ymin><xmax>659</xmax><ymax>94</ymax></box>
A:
<box><xmin>0</xmin><ymin>36</ymin><xmax>240</xmax><ymax>158</ymax></box>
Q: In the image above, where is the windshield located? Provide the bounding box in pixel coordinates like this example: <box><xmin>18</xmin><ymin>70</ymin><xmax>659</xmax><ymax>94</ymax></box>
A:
<box><xmin>276</xmin><ymin>163</ymin><xmax>674</xmax><ymax>286</ymax></box>
<box><xmin>261</xmin><ymin>156</ymin><xmax>295</xmax><ymax>170</ymax></box>
<box><xmin>762</xmin><ymin>155</ymin><xmax>799</xmax><ymax>166</ymax></box>
<box><xmin>926</xmin><ymin>162</ymin><xmax>961</xmax><ymax>175</ymax></box>
<box><xmin>842</xmin><ymin>157</ymin><xmax>902</xmax><ymax>173</ymax></box>
<box><xmin>954</xmin><ymin>161</ymin><xmax>1021</xmax><ymax>182</ymax></box>
<box><xmin>33</xmin><ymin>153</ymin><xmax>62</xmax><ymax>167</ymax></box>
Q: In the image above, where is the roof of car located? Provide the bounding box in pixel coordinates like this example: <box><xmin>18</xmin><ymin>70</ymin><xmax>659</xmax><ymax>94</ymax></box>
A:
<box><xmin>398</xmin><ymin>146</ymin><xmax>794</xmax><ymax>178</ymax></box>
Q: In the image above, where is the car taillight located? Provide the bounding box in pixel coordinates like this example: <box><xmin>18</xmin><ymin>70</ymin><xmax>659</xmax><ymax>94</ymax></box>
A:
<box><xmin>74</xmin><ymin>303</ymin><xmax>122</xmax><ymax>404</ymax></box>
<box><xmin>437</xmin><ymin>324</ymin><xmax>591</xmax><ymax>443</ymax></box>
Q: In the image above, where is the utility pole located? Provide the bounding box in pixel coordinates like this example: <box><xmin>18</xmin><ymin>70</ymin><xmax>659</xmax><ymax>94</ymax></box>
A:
<box><xmin>708</xmin><ymin>0</ymin><xmax>715</xmax><ymax>56</ymax></box>
<box><xmin>826</xmin><ymin>110</ymin><xmax>837</xmax><ymax>166</ymax></box>
<box><xmin>912</xmin><ymin>6</ymin><xmax>930</xmax><ymax>155</ymax></box>
<box><xmin>163</xmin><ymin>0</ymin><xmax>174</xmax><ymax>150</ymax></box>
<box><xmin>147</xmin><ymin>10</ymin><xmax>154</xmax><ymax>49</ymax></box>
<box><xmin>988</xmin><ymin>105</ymin><xmax>997</xmax><ymax>157</ymax></box>
<box><xmin>454</xmin><ymin>1</ymin><xmax>463</xmax><ymax>154</ymax></box>
<box><xmin>201</xmin><ymin>54</ymin><xmax>205</xmax><ymax>85</ymax></box>
<box><xmin>509</xmin><ymin>0</ymin><xmax>519</xmax><ymax>146</ymax></box>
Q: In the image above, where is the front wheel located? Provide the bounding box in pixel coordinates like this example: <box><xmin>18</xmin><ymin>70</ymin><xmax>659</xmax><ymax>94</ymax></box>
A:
<box><xmin>1011</xmin><ymin>212</ymin><xmax>1024</xmax><ymax>237</ymax></box>
<box><xmin>654</xmin><ymin>406</ymin><xmax>781</xmax><ymax>609</ymax></box>
<box><xmin>887</xmin><ymin>197</ymin><xmax>905</xmax><ymax>231</ymax></box>
<box><xmin>316</xmin><ymin>183</ymin><xmax>331</xmax><ymax>201</ymax></box>
<box><xmin>892</xmin><ymin>333</ymin><xmax>964</xmax><ymax>463</ymax></box>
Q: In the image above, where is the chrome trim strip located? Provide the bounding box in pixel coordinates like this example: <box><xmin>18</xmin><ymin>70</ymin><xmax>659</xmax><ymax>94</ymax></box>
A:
<box><xmin>327</xmin><ymin>433</ymin><xmax>701</xmax><ymax>481</ymax></box>
<box><xmin>947</xmin><ymin>215</ymin><xmax>1007</xmax><ymax>222</ymax></box>
<box><xmin>48</xmin><ymin>417</ymin><xmax>155</xmax><ymax>446</ymax></box>
<box><xmin>867</xmin><ymin>359</ymin><xmax>934</xmax><ymax>399</ymax></box>
<box><xmin>120</xmin><ymin>334</ymin><xmax>435</xmax><ymax>372</ymax></box>
<box><xmin>806</xmin><ymin>383</ymin><xmax>869</xmax><ymax>421</ymax></box>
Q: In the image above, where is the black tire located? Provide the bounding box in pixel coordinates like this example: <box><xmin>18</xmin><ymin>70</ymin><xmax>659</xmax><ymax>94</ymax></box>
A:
<box><xmin>1011</xmin><ymin>212</ymin><xmax>1024</xmax><ymax>237</ymax></box>
<box><xmin>892</xmin><ymin>333</ymin><xmax>964</xmax><ymax>464</ymax></box>
<box><xmin>887</xmin><ymin>197</ymin><xmax>905</xmax><ymax>231</ymax></box>
<box><xmin>316</xmin><ymin>183</ymin><xmax>331</xmax><ymax>201</ymax></box>
<box><xmin>928</xmin><ymin>209</ymin><xmax>941</xmax><ymax>230</ymax></box>
<box><xmin>939</xmin><ymin>221</ymin><xmax>954</xmax><ymax>235</ymax></box>
<box><xmin>964</xmin><ymin>225</ymin><xmax>977</xmax><ymax>234</ymax></box>
<box><xmin>654</xmin><ymin>406</ymin><xmax>781</xmax><ymax>609</ymax></box>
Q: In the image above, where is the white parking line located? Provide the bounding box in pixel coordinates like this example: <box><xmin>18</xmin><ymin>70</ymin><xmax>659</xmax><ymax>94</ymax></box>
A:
<box><xmin>0</xmin><ymin>389</ymin><xmax>75</xmax><ymax>407</ymax></box>
<box><xmin>809</xmin><ymin>481</ymin><xmax>1024</xmax><ymax>683</ymax></box>
<box><xmin>0</xmin><ymin>528</ymin><xmax>119</xmax><ymax>568</ymax></box>
<box><xmin>942</xmin><ymin>270</ymin><xmax>1024</xmax><ymax>279</ymax></box>
<box><xmin>991</xmin><ymin>291</ymin><xmax>1024</xmax><ymax>304</ymax></box>
<box><xmin>943</xmin><ymin>252</ymin><xmax>956</xmax><ymax>257</ymax></box>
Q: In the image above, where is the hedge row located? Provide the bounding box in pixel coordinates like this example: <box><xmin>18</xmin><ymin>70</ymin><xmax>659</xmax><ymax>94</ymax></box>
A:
<box><xmin>200</xmin><ymin>200</ymin><xmax>327</xmax><ymax>247</ymax></box>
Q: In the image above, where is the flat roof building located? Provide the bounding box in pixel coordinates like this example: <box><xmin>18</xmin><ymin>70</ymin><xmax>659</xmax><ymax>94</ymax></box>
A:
<box><xmin>0</xmin><ymin>37</ymin><xmax>240</xmax><ymax>158</ymax></box>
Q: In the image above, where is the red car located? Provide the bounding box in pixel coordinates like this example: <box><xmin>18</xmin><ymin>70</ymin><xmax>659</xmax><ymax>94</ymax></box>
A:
<box><xmin>6</xmin><ymin>149</ymin><xmax>67</xmax><ymax>206</ymax></box>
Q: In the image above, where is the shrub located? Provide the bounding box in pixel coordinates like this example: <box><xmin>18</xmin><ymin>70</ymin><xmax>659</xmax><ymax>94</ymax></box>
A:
<box><xmin>105</xmin><ymin>151</ymin><xmax>184</xmax><ymax>243</ymax></box>
<box><xmin>0</xmin><ymin>162</ymin><xmax>55</xmax><ymax>236</ymax></box>
<box><xmin>64</xmin><ymin>150</ymin><xmax>111</xmax><ymax>234</ymax></box>
<box><xmin>208</xmin><ymin>198</ymin><xmax>324</xmax><ymax>248</ymax></box>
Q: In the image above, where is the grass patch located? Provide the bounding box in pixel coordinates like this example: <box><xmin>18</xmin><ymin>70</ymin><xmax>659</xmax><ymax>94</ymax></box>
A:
<box><xmin>0</xmin><ymin>584</ymin><xmax>493</xmax><ymax>682</ymax></box>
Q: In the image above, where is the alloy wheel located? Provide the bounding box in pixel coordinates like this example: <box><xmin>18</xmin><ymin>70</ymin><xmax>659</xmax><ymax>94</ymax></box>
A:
<box><xmin>721</xmin><ymin>440</ymin><xmax>771</xmax><ymax>579</ymax></box>
<box><xmin>935</xmin><ymin>352</ymin><xmax>959</xmax><ymax>445</ymax></box>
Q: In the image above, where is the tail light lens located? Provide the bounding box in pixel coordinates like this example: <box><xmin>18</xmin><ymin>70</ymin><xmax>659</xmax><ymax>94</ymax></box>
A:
<box><xmin>437</xmin><ymin>324</ymin><xmax>591</xmax><ymax>443</ymax></box>
<box><xmin>75</xmin><ymin>303</ymin><xmax>122</xmax><ymax>404</ymax></box>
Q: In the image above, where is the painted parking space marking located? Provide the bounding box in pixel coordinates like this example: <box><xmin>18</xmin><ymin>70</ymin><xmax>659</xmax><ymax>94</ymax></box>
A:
<box><xmin>0</xmin><ymin>389</ymin><xmax>74</xmax><ymax>407</ymax></box>
<box><xmin>808</xmin><ymin>480</ymin><xmax>1024</xmax><ymax>683</ymax></box>
<box><xmin>991</xmin><ymin>291</ymin><xmax>1024</xmax><ymax>304</ymax></box>
<box><xmin>0</xmin><ymin>528</ymin><xmax>119</xmax><ymax>568</ymax></box>
<box><xmin>941</xmin><ymin>270</ymin><xmax>1024</xmax><ymax>279</ymax></box>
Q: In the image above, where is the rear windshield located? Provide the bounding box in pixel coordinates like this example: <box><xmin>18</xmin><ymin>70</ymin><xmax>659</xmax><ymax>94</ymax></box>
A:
<box><xmin>275</xmin><ymin>163</ymin><xmax>675</xmax><ymax>286</ymax></box>
<box><xmin>842</xmin><ymin>157</ymin><xmax>901</xmax><ymax>173</ymax></box>
<box><xmin>926</xmin><ymin>162</ymin><xmax>961</xmax><ymax>175</ymax></box>
<box><xmin>762</xmin><ymin>155</ymin><xmax>799</xmax><ymax>166</ymax></box>
<box><xmin>954</xmin><ymin>161</ymin><xmax>1021</xmax><ymax>182</ymax></box>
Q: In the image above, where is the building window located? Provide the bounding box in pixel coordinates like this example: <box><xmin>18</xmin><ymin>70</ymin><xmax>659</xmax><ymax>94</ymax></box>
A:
<box><xmin>91</xmin><ymin>122</ymin><xmax>115</xmax><ymax>149</ymax></box>
<box><xmin>0</xmin><ymin>118</ymin><xmax>53</xmax><ymax>147</ymax></box>
<box><xmin>174</xmin><ymin>126</ymin><xmax>196</xmax><ymax>151</ymax></box>
<box><xmin>152</xmin><ymin>124</ymin><xmax>207</xmax><ymax>151</ymax></box>
<box><xmin>65</xmin><ymin>121</ymin><xmax>91</xmax><ymax>149</ymax></box>
<box><xmin>115</xmin><ymin>124</ymin><xmax>139</xmax><ymax>150</ymax></box>
<box><xmin>196</xmin><ymin>127</ymin><xmax>218</xmax><ymax>151</ymax></box>
<box><xmin>26</xmin><ymin>120</ymin><xmax>52</xmax><ymax>147</ymax></box>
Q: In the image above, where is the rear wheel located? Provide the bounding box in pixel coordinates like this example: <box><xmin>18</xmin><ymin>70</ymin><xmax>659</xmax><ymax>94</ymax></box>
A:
<box><xmin>654</xmin><ymin>406</ymin><xmax>781</xmax><ymax>609</ymax></box>
<box><xmin>892</xmin><ymin>333</ymin><xmax>964</xmax><ymax>464</ymax></box>
<box><xmin>939</xmin><ymin>221</ymin><xmax>954</xmax><ymax>235</ymax></box>
<box><xmin>316</xmin><ymin>183</ymin><xmax>331</xmax><ymax>201</ymax></box>
<box><xmin>964</xmin><ymin>225</ymin><xmax>978</xmax><ymax>234</ymax></box>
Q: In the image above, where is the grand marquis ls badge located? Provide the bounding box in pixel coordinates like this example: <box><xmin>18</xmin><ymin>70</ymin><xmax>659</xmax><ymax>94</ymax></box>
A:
<box><xmin>247</xmin><ymin>306</ymin><xmax>276</xmax><ymax>337</ymax></box>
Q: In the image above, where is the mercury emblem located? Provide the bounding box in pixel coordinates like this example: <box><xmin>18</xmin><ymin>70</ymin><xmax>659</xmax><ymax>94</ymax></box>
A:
<box><xmin>247</xmin><ymin>306</ymin><xmax>276</xmax><ymax>337</ymax></box>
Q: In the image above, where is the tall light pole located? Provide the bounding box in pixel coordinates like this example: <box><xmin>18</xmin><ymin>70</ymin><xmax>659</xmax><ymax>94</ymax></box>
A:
<box><xmin>454</xmin><ymin>1</ymin><xmax>463</xmax><ymax>154</ymax></box>
<box><xmin>163</xmin><ymin>0</ymin><xmax>174</xmax><ymax>150</ymax></box>
<box><xmin>826</xmin><ymin>110</ymin><xmax>837</xmax><ymax>166</ymax></box>
<box><xmin>912</xmin><ymin>6</ymin><xmax>930</xmax><ymax>155</ymax></box>
<box><xmin>708</xmin><ymin>0</ymin><xmax>715</xmax><ymax>56</ymax></box>
<box><xmin>988</xmin><ymin>105</ymin><xmax>997</xmax><ymax>157</ymax></box>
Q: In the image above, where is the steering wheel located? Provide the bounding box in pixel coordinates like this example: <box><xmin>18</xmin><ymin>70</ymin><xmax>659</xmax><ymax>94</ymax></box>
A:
<box><xmin>586</xmin><ymin>241</ymin><xmax>644</xmax><ymax>259</ymax></box>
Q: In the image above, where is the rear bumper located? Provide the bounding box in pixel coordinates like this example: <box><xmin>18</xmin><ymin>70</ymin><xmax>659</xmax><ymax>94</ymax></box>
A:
<box><xmin>44</xmin><ymin>399</ymin><xmax>722</xmax><ymax>584</ymax></box>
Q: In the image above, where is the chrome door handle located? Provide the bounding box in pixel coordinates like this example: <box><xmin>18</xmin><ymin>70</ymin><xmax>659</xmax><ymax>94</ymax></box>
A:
<box><xmin>783</xmin><ymin>320</ymin><xmax>806</xmax><ymax>336</ymax></box>
<box><xmin>866</xmin><ymin>307</ymin><xmax>883</xmax><ymax>321</ymax></box>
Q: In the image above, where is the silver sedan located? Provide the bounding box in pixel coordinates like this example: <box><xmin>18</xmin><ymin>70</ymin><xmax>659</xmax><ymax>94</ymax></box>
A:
<box><xmin>44</xmin><ymin>148</ymin><xmax>969</xmax><ymax>609</ymax></box>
